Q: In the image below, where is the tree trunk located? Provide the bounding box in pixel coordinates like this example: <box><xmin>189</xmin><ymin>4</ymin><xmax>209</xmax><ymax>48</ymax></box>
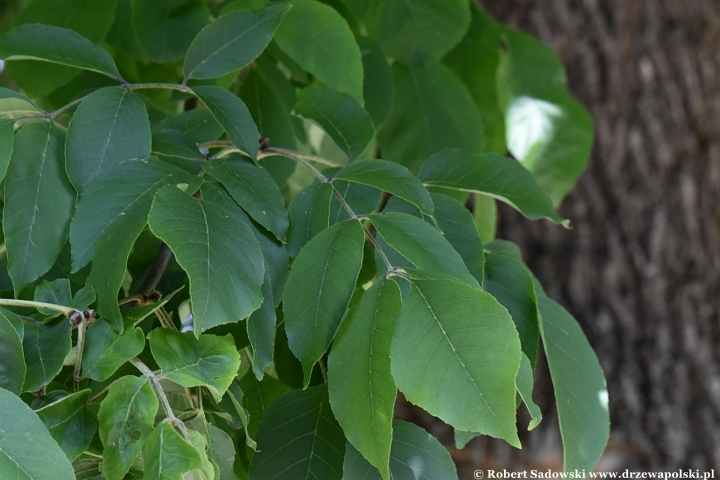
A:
<box><xmin>482</xmin><ymin>0</ymin><xmax>720</xmax><ymax>470</ymax></box>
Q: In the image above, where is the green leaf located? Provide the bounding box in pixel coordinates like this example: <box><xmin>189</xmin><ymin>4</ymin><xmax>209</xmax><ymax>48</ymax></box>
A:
<box><xmin>240</xmin><ymin>372</ymin><xmax>290</xmax><ymax>437</ymax></box>
<box><xmin>329</xmin><ymin>175</ymin><xmax>382</xmax><ymax>224</ymax></box>
<box><xmin>328</xmin><ymin>278</ymin><xmax>401</xmax><ymax>480</ymax></box>
<box><xmin>66</xmin><ymin>87</ymin><xmax>151</xmax><ymax>192</ymax></box>
<box><xmin>226</xmin><ymin>380</ymin><xmax>257</xmax><ymax>451</ymax></box>
<box><xmin>121</xmin><ymin>286</ymin><xmax>183</xmax><ymax>326</ymax></box>
<box><xmin>148</xmin><ymin>329</ymin><xmax>241</xmax><ymax>402</ymax></box>
<box><xmin>207</xmin><ymin>424</ymin><xmax>239</xmax><ymax>480</ymax></box>
<box><xmin>186</xmin><ymin>429</ymin><xmax>216</xmax><ymax>480</ymax></box>
<box><xmin>0</xmin><ymin>307</ymin><xmax>25</xmax><ymax>394</ymax></box>
<box><xmin>248</xmin><ymin>386</ymin><xmax>345</xmax><ymax>480</ymax></box>
<box><xmin>282</xmin><ymin>219</ymin><xmax>364</xmax><ymax>386</ymax></box>
<box><xmin>98</xmin><ymin>376</ymin><xmax>158</xmax><ymax>480</ymax></box>
<box><xmin>516</xmin><ymin>352</ymin><xmax>542</xmax><ymax>430</ymax></box>
<box><xmin>343</xmin><ymin>420</ymin><xmax>458</xmax><ymax>480</ymax></box>
<box><xmin>378</xmin><ymin>63</ymin><xmax>482</xmax><ymax>172</ymax></box>
<box><xmin>34</xmin><ymin>278</ymin><xmax>72</xmax><ymax>316</ymax></box>
<box><xmin>333</xmin><ymin>160</ymin><xmax>433</xmax><ymax>215</ymax></box>
<box><xmin>143</xmin><ymin>421</ymin><xmax>204</xmax><ymax>479</ymax></box>
<box><xmin>155</xmin><ymin>109</ymin><xmax>224</xmax><ymax>144</ymax></box>
<box><xmin>148</xmin><ymin>185</ymin><xmax>265</xmax><ymax>334</ymax></box>
<box><xmin>3</xmin><ymin>122</ymin><xmax>75</xmax><ymax>293</ymax></box>
<box><xmin>22</xmin><ymin>318</ymin><xmax>72</xmax><ymax>393</ymax></box>
<box><xmin>36</xmin><ymin>389</ymin><xmax>97</xmax><ymax>461</ymax></box>
<box><xmin>418</xmin><ymin>149</ymin><xmax>568</xmax><ymax>225</ymax></box>
<box><xmin>193</xmin><ymin>85</ymin><xmax>260</xmax><ymax>161</ymax></box>
<box><xmin>247</xmin><ymin>280</ymin><xmax>276</xmax><ymax>379</ymax></box>
<box><xmin>203</xmin><ymin>155</ymin><xmax>288</xmax><ymax>241</ymax></box>
<box><xmin>274</xmin><ymin>0</ymin><xmax>363</xmax><ymax>104</ymax></box>
<box><xmin>391</xmin><ymin>271</ymin><xmax>521</xmax><ymax>446</ymax></box>
<box><xmin>0</xmin><ymin>119</ymin><xmax>14</xmax><ymax>183</ymax></box>
<box><xmin>286</xmin><ymin>182</ymin><xmax>333</xmax><ymax>257</ymax></box>
<box><xmin>152</xmin><ymin>128</ymin><xmax>206</xmax><ymax>174</ymax></box>
<box><xmin>357</xmin><ymin>36</ymin><xmax>392</xmax><ymax>127</ymax></box>
<box><xmin>81</xmin><ymin>319</ymin><xmax>145</xmax><ymax>381</ymax></box>
<box><xmin>184</xmin><ymin>5</ymin><xmax>290</xmax><ymax>80</ymax></box>
<box><xmin>368</xmin><ymin>212</ymin><xmax>478</xmax><ymax>287</ymax></box>
<box><xmin>295</xmin><ymin>84</ymin><xmax>374</xmax><ymax>160</ymax></box>
<box><xmin>133</xmin><ymin>0</ymin><xmax>209</xmax><ymax>63</ymax></box>
<box><xmin>0</xmin><ymin>24</ymin><xmax>121</xmax><ymax>80</ymax></box>
<box><xmin>536</xmin><ymin>283</ymin><xmax>609</xmax><ymax>471</ymax></box>
<box><xmin>0</xmin><ymin>386</ymin><xmax>75</xmax><ymax>479</ymax></box>
<box><xmin>341</xmin><ymin>0</ymin><xmax>470</xmax><ymax>66</ymax></box>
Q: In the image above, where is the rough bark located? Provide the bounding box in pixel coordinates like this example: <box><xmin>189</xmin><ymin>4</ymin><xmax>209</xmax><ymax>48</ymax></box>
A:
<box><xmin>482</xmin><ymin>0</ymin><xmax>720</xmax><ymax>470</ymax></box>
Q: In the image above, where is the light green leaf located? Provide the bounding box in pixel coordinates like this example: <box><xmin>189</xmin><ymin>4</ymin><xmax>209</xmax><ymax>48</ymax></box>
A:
<box><xmin>0</xmin><ymin>24</ymin><xmax>121</xmax><ymax>79</ymax></box>
<box><xmin>22</xmin><ymin>318</ymin><xmax>72</xmax><ymax>393</ymax></box>
<box><xmin>536</xmin><ymin>283</ymin><xmax>609</xmax><ymax>471</ymax></box>
<box><xmin>81</xmin><ymin>319</ymin><xmax>145</xmax><ymax>381</ymax></box>
<box><xmin>133</xmin><ymin>0</ymin><xmax>209</xmax><ymax>63</ymax></box>
<box><xmin>368</xmin><ymin>212</ymin><xmax>478</xmax><ymax>287</ymax></box>
<box><xmin>226</xmin><ymin>380</ymin><xmax>257</xmax><ymax>451</ymax></box>
<box><xmin>148</xmin><ymin>185</ymin><xmax>264</xmax><ymax>334</ymax></box>
<box><xmin>154</xmin><ymin>109</ymin><xmax>224</xmax><ymax>144</ymax></box>
<box><xmin>186</xmin><ymin>429</ymin><xmax>216</xmax><ymax>480</ymax></box>
<box><xmin>0</xmin><ymin>88</ymin><xmax>41</xmax><ymax>118</ymax></box>
<box><xmin>391</xmin><ymin>271</ymin><xmax>521</xmax><ymax>446</ymax></box>
<box><xmin>148</xmin><ymin>329</ymin><xmax>241</xmax><ymax>402</ymax></box>
<box><xmin>418</xmin><ymin>149</ymin><xmax>568</xmax><ymax>225</ymax></box>
<box><xmin>282</xmin><ymin>219</ymin><xmax>364</xmax><ymax>386</ymax></box>
<box><xmin>357</xmin><ymin>36</ymin><xmax>392</xmax><ymax>127</ymax></box>
<box><xmin>184</xmin><ymin>5</ymin><xmax>290</xmax><ymax>80</ymax></box>
<box><xmin>286</xmin><ymin>182</ymin><xmax>333</xmax><ymax>257</ymax></box>
<box><xmin>378</xmin><ymin>63</ymin><xmax>482</xmax><ymax>172</ymax></box>
<box><xmin>65</xmin><ymin>87</ymin><xmax>151</xmax><ymax>192</ymax></box>
<box><xmin>0</xmin><ymin>119</ymin><xmax>14</xmax><ymax>183</ymax></box>
<box><xmin>207</xmin><ymin>424</ymin><xmax>239</xmax><ymax>480</ymax></box>
<box><xmin>248</xmin><ymin>386</ymin><xmax>345</xmax><ymax>480</ymax></box>
<box><xmin>295</xmin><ymin>84</ymin><xmax>374</xmax><ymax>160</ymax></box>
<box><xmin>274</xmin><ymin>0</ymin><xmax>363</xmax><ymax>104</ymax></box>
<box><xmin>516</xmin><ymin>352</ymin><xmax>542</xmax><ymax>430</ymax></box>
<box><xmin>328</xmin><ymin>278</ymin><xmax>401</xmax><ymax>480</ymax></box>
<box><xmin>0</xmin><ymin>307</ymin><xmax>25</xmax><ymax>394</ymax></box>
<box><xmin>343</xmin><ymin>420</ymin><xmax>458</xmax><ymax>480</ymax></box>
<box><xmin>3</xmin><ymin>122</ymin><xmax>75</xmax><ymax>293</ymax></box>
<box><xmin>240</xmin><ymin>372</ymin><xmax>290</xmax><ymax>437</ymax></box>
<box><xmin>0</xmin><ymin>386</ymin><xmax>75</xmax><ymax>479</ymax></box>
<box><xmin>193</xmin><ymin>85</ymin><xmax>260</xmax><ymax>161</ymax></box>
<box><xmin>98</xmin><ymin>376</ymin><xmax>158</xmax><ymax>480</ymax></box>
<box><xmin>333</xmin><ymin>160</ymin><xmax>433</xmax><ymax>215</ymax></box>
<box><xmin>143</xmin><ymin>421</ymin><xmax>204</xmax><ymax>479</ymax></box>
<box><xmin>36</xmin><ymin>389</ymin><xmax>96</xmax><ymax>461</ymax></box>
<box><xmin>152</xmin><ymin>128</ymin><xmax>206</xmax><ymax>174</ymax></box>
<box><xmin>341</xmin><ymin>0</ymin><xmax>469</xmax><ymax>66</ymax></box>
<box><xmin>203</xmin><ymin>155</ymin><xmax>288</xmax><ymax>241</ymax></box>
<box><xmin>499</xmin><ymin>28</ymin><xmax>594</xmax><ymax>204</ymax></box>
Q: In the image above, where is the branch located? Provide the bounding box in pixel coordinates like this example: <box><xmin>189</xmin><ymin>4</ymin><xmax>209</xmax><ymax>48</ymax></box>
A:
<box><xmin>137</xmin><ymin>243</ymin><xmax>173</xmax><ymax>296</ymax></box>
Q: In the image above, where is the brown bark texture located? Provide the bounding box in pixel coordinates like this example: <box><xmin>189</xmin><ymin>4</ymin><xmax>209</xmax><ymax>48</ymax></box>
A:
<box><xmin>476</xmin><ymin>0</ymin><xmax>720</xmax><ymax>471</ymax></box>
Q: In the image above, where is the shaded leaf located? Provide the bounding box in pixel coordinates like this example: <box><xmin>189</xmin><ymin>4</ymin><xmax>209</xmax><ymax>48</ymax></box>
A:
<box><xmin>247</xmin><ymin>279</ymin><xmax>276</xmax><ymax>379</ymax></box>
<box><xmin>154</xmin><ymin>109</ymin><xmax>224</xmax><ymax>144</ymax></box>
<box><xmin>81</xmin><ymin>319</ymin><xmax>145</xmax><ymax>381</ymax></box>
<box><xmin>240</xmin><ymin>372</ymin><xmax>290</xmax><ymax>437</ymax></box>
<box><xmin>36</xmin><ymin>389</ymin><xmax>97</xmax><ymax>461</ymax></box>
<box><xmin>357</xmin><ymin>36</ymin><xmax>392</xmax><ymax>127</ymax></box>
<box><xmin>34</xmin><ymin>278</ymin><xmax>71</xmax><ymax>316</ymax></box>
<box><xmin>152</xmin><ymin>128</ymin><xmax>206</xmax><ymax>174</ymax></box>
<box><xmin>0</xmin><ymin>119</ymin><xmax>14</xmax><ymax>183</ymax></box>
<box><xmin>0</xmin><ymin>307</ymin><xmax>25</xmax><ymax>394</ymax></box>
<box><xmin>0</xmin><ymin>87</ymin><xmax>41</xmax><ymax>117</ymax></box>
<box><xmin>23</xmin><ymin>318</ymin><xmax>72</xmax><ymax>393</ymax></box>
<box><xmin>143</xmin><ymin>421</ymin><xmax>203</xmax><ymax>479</ymax></box>
<box><xmin>516</xmin><ymin>352</ymin><xmax>542</xmax><ymax>430</ymax></box>
<box><xmin>121</xmin><ymin>286</ymin><xmax>183</xmax><ymax>326</ymax></box>
<box><xmin>226</xmin><ymin>380</ymin><xmax>257</xmax><ymax>451</ymax></box>
<box><xmin>207</xmin><ymin>424</ymin><xmax>239</xmax><ymax>480</ymax></box>
<box><xmin>282</xmin><ymin>219</ymin><xmax>364</xmax><ymax>386</ymax></box>
<box><xmin>286</xmin><ymin>182</ymin><xmax>333</xmax><ymax>257</ymax></box>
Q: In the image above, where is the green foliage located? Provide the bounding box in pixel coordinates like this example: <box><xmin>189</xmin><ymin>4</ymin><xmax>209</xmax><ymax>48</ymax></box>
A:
<box><xmin>0</xmin><ymin>1</ymin><xmax>606</xmax><ymax>478</ymax></box>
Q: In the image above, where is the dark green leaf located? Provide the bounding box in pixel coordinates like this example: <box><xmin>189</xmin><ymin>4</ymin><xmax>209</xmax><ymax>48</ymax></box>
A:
<box><xmin>0</xmin><ymin>119</ymin><xmax>14</xmax><ymax>183</ymax></box>
<box><xmin>0</xmin><ymin>386</ymin><xmax>75</xmax><ymax>479</ymax></box>
<box><xmin>226</xmin><ymin>380</ymin><xmax>257</xmax><ymax>450</ymax></box>
<box><xmin>240</xmin><ymin>372</ymin><xmax>290</xmax><ymax>437</ymax></box>
<box><xmin>81</xmin><ymin>319</ymin><xmax>145</xmax><ymax>381</ymax></box>
<box><xmin>334</xmin><ymin>160</ymin><xmax>433</xmax><ymax>215</ymax></box>
<box><xmin>247</xmin><ymin>280</ymin><xmax>276</xmax><ymax>379</ymax></box>
<box><xmin>516</xmin><ymin>352</ymin><xmax>542</xmax><ymax>430</ymax></box>
<box><xmin>98</xmin><ymin>376</ymin><xmax>158</xmax><ymax>480</ymax></box>
<box><xmin>148</xmin><ymin>185</ymin><xmax>265</xmax><ymax>334</ymax></box>
<box><xmin>71</xmin><ymin>286</ymin><xmax>96</xmax><ymax>311</ymax></box>
<box><xmin>0</xmin><ymin>307</ymin><xmax>25</xmax><ymax>394</ymax></box>
<box><xmin>4</xmin><ymin>122</ymin><xmax>75</xmax><ymax>293</ymax></box>
<box><xmin>328</xmin><ymin>278</ymin><xmax>401</xmax><ymax>480</ymax></box>
<box><xmin>152</xmin><ymin>128</ymin><xmax>206</xmax><ymax>174</ymax></box>
<box><xmin>133</xmin><ymin>0</ymin><xmax>209</xmax><ymax>63</ymax></box>
<box><xmin>357</xmin><ymin>36</ymin><xmax>392</xmax><ymax>127</ymax></box>
<box><xmin>282</xmin><ymin>219</ymin><xmax>364</xmax><ymax>385</ymax></box>
<box><xmin>286</xmin><ymin>182</ymin><xmax>333</xmax><ymax>257</ymax></box>
<box><xmin>536</xmin><ymin>283</ymin><xmax>609</xmax><ymax>471</ymax></box>
<box><xmin>391</xmin><ymin>271</ymin><xmax>521</xmax><ymax>446</ymax></box>
<box><xmin>0</xmin><ymin>24</ymin><xmax>121</xmax><ymax>79</ymax></box>
<box><xmin>34</xmin><ymin>278</ymin><xmax>72</xmax><ymax>316</ymax></box>
<box><xmin>274</xmin><ymin>0</ymin><xmax>363</xmax><ymax>104</ymax></box>
<box><xmin>193</xmin><ymin>85</ymin><xmax>260</xmax><ymax>161</ymax></box>
<box><xmin>36</xmin><ymin>389</ymin><xmax>96</xmax><ymax>461</ymax></box>
<box><xmin>204</xmin><ymin>155</ymin><xmax>288</xmax><ymax>241</ymax></box>
<box><xmin>143</xmin><ymin>421</ymin><xmax>203</xmax><ymax>479</ymax></box>
<box><xmin>155</xmin><ymin>109</ymin><xmax>224</xmax><ymax>144</ymax></box>
<box><xmin>22</xmin><ymin>318</ymin><xmax>72</xmax><ymax>393</ymax></box>
<box><xmin>66</xmin><ymin>87</ymin><xmax>151</xmax><ymax>192</ymax></box>
<box><xmin>248</xmin><ymin>386</ymin><xmax>345</xmax><ymax>480</ymax></box>
<box><xmin>343</xmin><ymin>420</ymin><xmax>458</xmax><ymax>480</ymax></box>
<box><xmin>184</xmin><ymin>5</ymin><xmax>290</xmax><ymax>80</ymax></box>
<box><xmin>295</xmin><ymin>84</ymin><xmax>374</xmax><ymax>160</ymax></box>
<box><xmin>149</xmin><ymin>329</ymin><xmax>241</xmax><ymax>401</ymax></box>
<box><xmin>368</xmin><ymin>212</ymin><xmax>478</xmax><ymax>287</ymax></box>
<box><xmin>418</xmin><ymin>149</ymin><xmax>568</xmax><ymax>225</ymax></box>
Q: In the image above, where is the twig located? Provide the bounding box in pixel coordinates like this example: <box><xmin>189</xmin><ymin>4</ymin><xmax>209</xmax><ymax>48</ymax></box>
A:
<box><xmin>0</xmin><ymin>298</ymin><xmax>78</xmax><ymax>317</ymax></box>
<box><xmin>137</xmin><ymin>243</ymin><xmax>173</xmax><ymax>296</ymax></box>
<box><xmin>73</xmin><ymin>316</ymin><xmax>87</xmax><ymax>391</ymax></box>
